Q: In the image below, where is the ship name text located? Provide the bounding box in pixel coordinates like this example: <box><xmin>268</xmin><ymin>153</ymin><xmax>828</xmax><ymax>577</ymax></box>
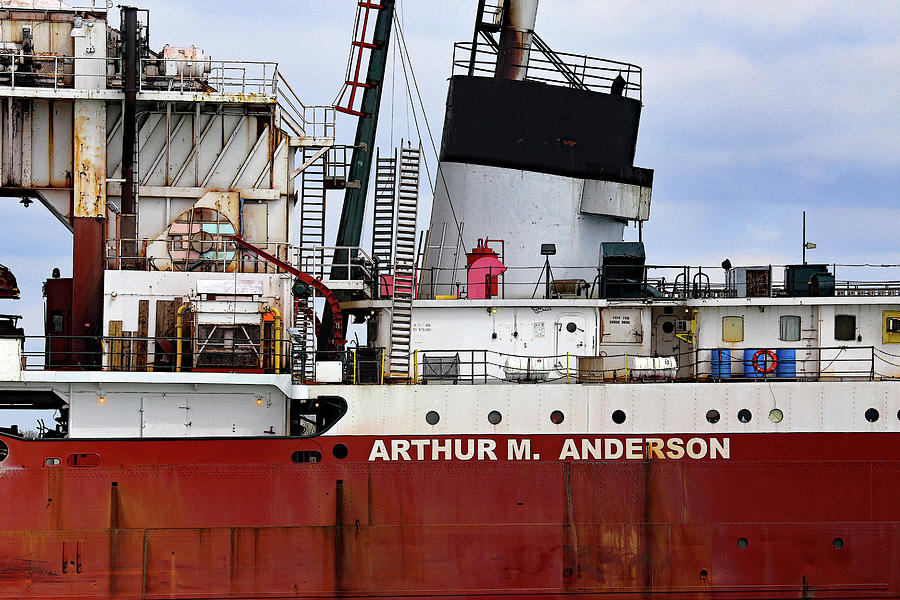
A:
<box><xmin>367</xmin><ymin>437</ymin><xmax>731</xmax><ymax>462</ymax></box>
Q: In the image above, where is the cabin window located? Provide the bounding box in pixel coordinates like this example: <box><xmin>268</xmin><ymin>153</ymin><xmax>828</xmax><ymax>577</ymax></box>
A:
<box><xmin>779</xmin><ymin>316</ymin><xmax>801</xmax><ymax>342</ymax></box>
<box><xmin>722</xmin><ymin>316</ymin><xmax>744</xmax><ymax>342</ymax></box>
<box><xmin>883</xmin><ymin>311</ymin><xmax>900</xmax><ymax>344</ymax></box>
<box><xmin>834</xmin><ymin>314</ymin><xmax>856</xmax><ymax>341</ymax></box>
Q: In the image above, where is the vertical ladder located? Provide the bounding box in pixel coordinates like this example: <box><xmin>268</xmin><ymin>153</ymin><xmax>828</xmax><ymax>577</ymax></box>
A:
<box><xmin>291</xmin><ymin>294</ymin><xmax>317</xmax><ymax>382</ymax></box>
<box><xmin>299</xmin><ymin>146</ymin><xmax>327</xmax><ymax>270</ymax></box>
<box><xmin>372</xmin><ymin>149</ymin><xmax>397</xmax><ymax>275</ymax></box>
<box><xmin>388</xmin><ymin>144</ymin><xmax>421</xmax><ymax>378</ymax></box>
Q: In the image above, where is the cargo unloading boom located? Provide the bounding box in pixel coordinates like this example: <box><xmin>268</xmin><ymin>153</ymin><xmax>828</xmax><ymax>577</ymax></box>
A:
<box><xmin>334</xmin><ymin>0</ymin><xmax>395</xmax><ymax>250</ymax></box>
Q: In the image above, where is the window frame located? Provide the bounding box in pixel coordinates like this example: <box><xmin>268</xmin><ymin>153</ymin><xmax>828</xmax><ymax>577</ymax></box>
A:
<box><xmin>779</xmin><ymin>315</ymin><xmax>801</xmax><ymax>342</ymax></box>
<box><xmin>834</xmin><ymin>314</ymin><xmax>856</xmax><ymax>341</ymax></box>
<box><xmin>722</xmin><ymin>316</ymin><xmax>744</xmax><ymax>343</ymax></box>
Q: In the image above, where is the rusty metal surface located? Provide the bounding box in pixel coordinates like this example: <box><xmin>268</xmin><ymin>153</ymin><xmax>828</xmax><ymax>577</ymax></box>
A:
<box><xmin>72</xmin><ymin>99</ymin><xmax>105</xmax><ymax>218</ymax></box>
<box><xmin>0</xmin><ymin>432</ymin><xmax>898</xmax><ymax>598</ymax></box>
<box><xmin>494</xmin><ymin>0</ymin><xmax>538</xmax><ymax>81</ymax></box>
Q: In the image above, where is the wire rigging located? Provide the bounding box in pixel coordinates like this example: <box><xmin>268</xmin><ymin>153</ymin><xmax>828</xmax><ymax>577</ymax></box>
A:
<box><xmin>391</xmin><ymin>10</ymin><xmax>468</xmax><ymax>254</ymax></box>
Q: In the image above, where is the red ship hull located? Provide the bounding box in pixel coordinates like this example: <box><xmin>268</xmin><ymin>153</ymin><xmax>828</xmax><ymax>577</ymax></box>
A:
<box><xmin>0</xmin><ymin>432</ymin><xmax>898</xmax><ymax>599</ymax></box>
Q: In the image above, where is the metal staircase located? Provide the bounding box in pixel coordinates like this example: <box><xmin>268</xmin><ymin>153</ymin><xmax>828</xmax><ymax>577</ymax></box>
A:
<box><xmin>291</xmin><ymin>295</ymin><xmax>317</xmax><ymax>382</ymax></box>
<box><xmin>388</xmin><ymin>144</ymin><xmax>421</xmax><ymax>378</ymax></box>
<box><xmin>372</xmin><ymin>149</ymin><xmax>398</xmax><ymax>276</ymax></box>
<box><xmin>299</xmin><ymin>146</ymin><xmax>327</xmax><ymax>270</ymax></box>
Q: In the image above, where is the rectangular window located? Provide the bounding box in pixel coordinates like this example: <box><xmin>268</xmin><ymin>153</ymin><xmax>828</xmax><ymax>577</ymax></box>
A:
<box><xmin>779</xmin><ymin>315</ymin><xmax>801</xmax><ymax>342</ymax></box>
<box><xmin>722</xmin><ymin>316</ymin><xmax>744</xmax><ymax>342</ymax></box>
<box><xmin>834</xmin><ymin>314</ymin><xmax>856</xmax><ymax>341</ymax></box>
<box><xmin>883</xmin><ymin>311</ymin><xmax>900</xmax><ymax>344</ymax></box>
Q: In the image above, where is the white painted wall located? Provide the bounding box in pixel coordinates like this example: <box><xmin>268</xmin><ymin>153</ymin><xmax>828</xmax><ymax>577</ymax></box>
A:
<box><xmin>0</xmin><ymin>338</ymin><xmax>22</xmax><ymax>381</ymax></box>
<box><xmin>66</xmin><ymin>384</ymin><xmax>287</xmax><ymax>438</ymax></box>
<box><xmin>319</xmin><ymin>380</ymin><xmax>900</xmax><ymax>436</ymax></box>
<box><xmin>423</xmin><ymin>162</ymin><xmax>625</xmax><ymax>298</ymax></box>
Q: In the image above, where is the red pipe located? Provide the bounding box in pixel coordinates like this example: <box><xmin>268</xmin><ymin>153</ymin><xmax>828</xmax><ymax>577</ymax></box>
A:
<box><xmin>227</xmin><ymin>236</ymin><xmax>345</xmax><ymax>350</ymax></box>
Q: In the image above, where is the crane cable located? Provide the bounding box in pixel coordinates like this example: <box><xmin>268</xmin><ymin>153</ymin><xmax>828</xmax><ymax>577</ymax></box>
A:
<box><xmin>391</xmin><ymin>10</ymin><xmax>468</xmax><ymax>255</ymax></box>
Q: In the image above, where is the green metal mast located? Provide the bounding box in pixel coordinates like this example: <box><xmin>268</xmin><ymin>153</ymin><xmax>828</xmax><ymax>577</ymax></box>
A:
<box><xmin>335</xmin><ymin>0</ymin><xmax>396</xmax><ymax>249</ymax></box>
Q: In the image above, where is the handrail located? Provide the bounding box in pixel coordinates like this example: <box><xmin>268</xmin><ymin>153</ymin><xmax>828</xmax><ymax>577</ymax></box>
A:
<box><xmin>451</xmin><ymin>40</ymin><xmax>643</xmax><ymax>100</ymax></box>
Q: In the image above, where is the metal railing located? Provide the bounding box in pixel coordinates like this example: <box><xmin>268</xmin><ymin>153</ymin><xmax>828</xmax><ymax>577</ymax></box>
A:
<box><xmin>11</xmin><ymin>334</ymin><xmax>392</xmax><ymax>385</ymax></box>
<box><xmin>17</xmin><ymin>334</ymin><xmax>290</xmax><ymax>373</ymax></box>
<box><xmin>139</xmin><ymin>58</ymin><xmax>278</xmax><ymax>96</ymax></box>
<box><xmin>414</xmin><ymin>263</ymin><xmax>900</xmax><ymax>301</ymax></box>
<box><xmin>1</xmin><ymin>0</ymin><xmax>111</xmax><ymax>9</ymax></box>
<box><xmin>106</xmin><ymin>238</ymin><xmax>292</xmax><ymax>273</ymax></box>
<box><xmin>0</xmin><ymin>54</ymin><xmax>120</xmax><ymax>90</ymax></box>
<box><xmin>289</xmin><ymin>348</ymin><xmax>387</xmax><ymax>385</ymax></box>
<box><xmin>0</xmin><ymin>53</ymin><xmax>281</xmax><ymax>98</ymax></box>
<box><xmin>452</xmin><ymin>40</ymin><xmax>642</xmax><ymax>100</ymax></box>
<box><xmin>275</xmin><ymin>71</ymin><xmax>335</xmax><ymax>140</ymax></box>
<box><xmin>294</xmin><ymin>246</ymin><xmax>376</xmax><ymax>284</ymax></box>
<box><xmin>698</xmin><ymin>346</ymin><xmax>877</xmax><ymax>381</ymax></box>
<box><xmin>7</xmin><ymin>333</ymin><xmax>900</xmax><ymax>383</ymax></box>
<box><xmin>409</xmin><ymin>345</ymin><xmax>886</xmax><ymax>384</ymax></box>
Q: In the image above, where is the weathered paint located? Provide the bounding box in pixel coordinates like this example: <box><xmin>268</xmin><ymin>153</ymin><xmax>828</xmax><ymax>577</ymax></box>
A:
<box><xmin>72</xmin><ymin>99</ymin><xmax>105</xmax><ymax>218</ymax></box>
<box><xmin>0</xmin><ymin>432</ymin><xmax>897</xmax><ymax>598</ymax></box>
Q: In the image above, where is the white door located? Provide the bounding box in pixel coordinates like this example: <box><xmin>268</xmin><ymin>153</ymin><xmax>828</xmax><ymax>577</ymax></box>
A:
<box><xmin>141</xmin><ymin>395</ymin><xmax>191</xmax><ymax>437</ymax></box>
<box><xmin>555</xmin><ymin>313</ymin><xmax>588</xmax><ymax>375</ymax></box>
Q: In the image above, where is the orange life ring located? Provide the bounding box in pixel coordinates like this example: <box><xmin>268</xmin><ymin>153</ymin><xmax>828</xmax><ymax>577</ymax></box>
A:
<box><xmin>752</xmin><ymin>349</ymin><xmax>778</xmax><ymax>374</ymax></box>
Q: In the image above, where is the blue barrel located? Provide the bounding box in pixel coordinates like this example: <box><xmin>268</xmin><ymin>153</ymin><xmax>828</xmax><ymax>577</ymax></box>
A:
<box><xmin>743</xmin><ymin>349</ymin><xmax>764</xmax><ymax>378</ymax></box>
<box><xmin>711</xmin><ymin>349</ymin><xmax>731</xmax><ymax>378</ymax></box>
<box><xmin>776</xmin><ymin>348</ymin><xmax>797</xmax><ymax>378</ymax></box>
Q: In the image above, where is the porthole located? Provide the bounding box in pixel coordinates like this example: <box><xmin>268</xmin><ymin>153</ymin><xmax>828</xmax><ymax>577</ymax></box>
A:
<box><xmin>833</xmin><ymin>537</ymin><xmax>844</xmax><ymax>549</ymax></box>
<box><xmin>897</xmin><ymin>409</ymin><xmax>900</xmax><ymax>422</ymax></box>
<box><xmin>705</xmin><ymin>409</ymin><xmax>720</xmax><ymax>424</ymax></box>
<box><xmin>332</xmin><ymin>443</ymin><xmax>349</xmax><ymax>460</ymax></box>
<box><xmin>737</xmin><ymin>409</ymin><xmax>752</xmax><ymax>423</ymax></box>
<box><xmin>0</xmin><ymin>440</ymin><xmax>7</xmax><ymax>462</ymax></box>
<box><xmin>566</xmin><ymin>322</ymin><xmax>578</xmax><ymax>333</ymax></box>
<box><xmin>291</xmin><ymin>450</ymin><xmax>321</xmax><ymax>463</ymax></box>
<box><xmin>550</xmin><ymin>410</ymin><xmax>565</xmax><ymax>425</ymax></box>
<box><xmin>612</xmin><ymin>410</ymin><xmax>626</xmax><ymax>424</ymax></box>
<box><xmin>661</xmin><ymin>321</ymin><xmax>675</xmax><ymax>334</ymax></box>
<box><xmin>44</xmin><ymin>457</ymin><xmax>61</xmax><ymax>466</ymax></box>
<box><xmin>488</xmin><ymin>410</ymin><xmax>502</xmax><ymax>425</ymax></box>
<box><xmin>699</xmin><ymin>569</ymin><xmax>709</xmax><ymax>580</ymax></box>
<box><xmin>768</xmin><ymin>408</ymin><xmax>784</xmax><ymax>423</ymax></box>
<box><xmin>737</xmin><ymin>538</ymin><xmax>748</xmax><ymax>549</ymax></box>
<box><xmin>865</xmin><ymin>408</ymin><xmax>879</xmax><ymax>422</ymax></box>
<box><xmin>425</xmin><ymin>410</ymin><xmax>440</xmax><ymax>425</ymax></box>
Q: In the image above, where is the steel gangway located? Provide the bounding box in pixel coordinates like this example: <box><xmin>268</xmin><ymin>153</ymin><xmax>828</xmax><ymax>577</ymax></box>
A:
<box><xmin>372</xmin><ymin>149</ymin><xmax>398</xmax><ymax>276</ymax></box>
<box><xmin>388</xmin><ymin>144</ymin><xmax>420</xmax><ymax>379</ymax></box>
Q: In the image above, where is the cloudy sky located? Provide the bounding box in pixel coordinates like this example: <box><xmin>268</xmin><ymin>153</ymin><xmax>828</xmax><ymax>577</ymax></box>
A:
<box><xmin>2</xmin><ymin>0</ymin><xmax>900</xmax><ymax>337</ymax></box>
